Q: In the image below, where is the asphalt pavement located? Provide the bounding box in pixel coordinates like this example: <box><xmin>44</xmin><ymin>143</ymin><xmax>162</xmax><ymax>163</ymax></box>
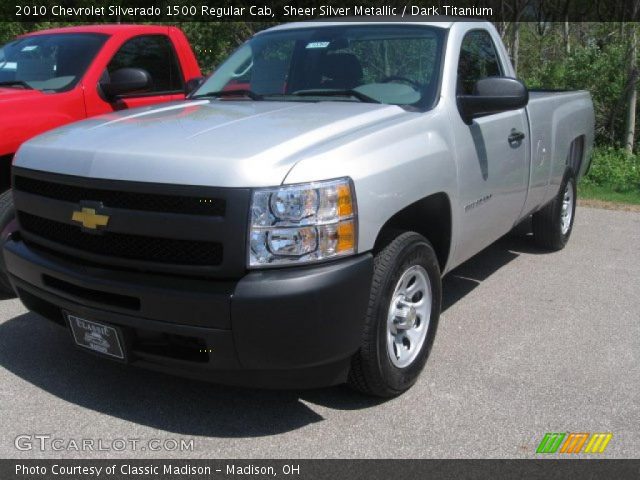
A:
<box><xmin>0</xmin><ymin>206</ymin><xmax>638</xmax><ymax>459</ymax></box>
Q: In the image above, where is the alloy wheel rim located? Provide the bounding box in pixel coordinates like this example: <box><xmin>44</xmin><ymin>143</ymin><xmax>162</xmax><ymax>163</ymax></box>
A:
<box><xmin>386</xmin><ymin>265</ymin><xmax>432</xmax><ymax>368</ymax></box>
<box><xmin>561</xmin><ymin>180</ymin><xmax>574</xmax><ymax>235</ymax></box>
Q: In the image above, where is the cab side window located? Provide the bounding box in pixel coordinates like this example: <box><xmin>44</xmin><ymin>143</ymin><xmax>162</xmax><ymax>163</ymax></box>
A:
<box><xmin>107</xmin><ymin>35</ymin><xmax>183</xmax><ymax>93</ymax></box>
<box><xmin>457</xmin><ymin>30</ymin><xmax>503</xmax><ymax>95</ymax></box>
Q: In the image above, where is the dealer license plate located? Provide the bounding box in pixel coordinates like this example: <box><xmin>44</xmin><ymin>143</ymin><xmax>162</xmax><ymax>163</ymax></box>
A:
<box><xmin>67</xmin><ymin>314</ymin><xmax>126</xmax><ymax>360</ymax></box>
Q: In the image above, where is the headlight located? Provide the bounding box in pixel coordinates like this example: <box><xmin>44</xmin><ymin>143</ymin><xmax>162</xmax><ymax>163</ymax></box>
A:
<box><xmin>249</xmin><ymin>178</ymin><xmax>357</xmax><ymax>267</ymax></box>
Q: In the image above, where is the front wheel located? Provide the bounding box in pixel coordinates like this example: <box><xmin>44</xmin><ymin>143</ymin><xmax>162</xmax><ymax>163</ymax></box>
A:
<box><xmin>348</xmin><ymin>231</ymin><xmax>442</xmax><ymax>397</ymax></box>
<box><xmin>532</xmin><ymin>169</ymin><xmax>577</xmax><ymax>251</ymax></box>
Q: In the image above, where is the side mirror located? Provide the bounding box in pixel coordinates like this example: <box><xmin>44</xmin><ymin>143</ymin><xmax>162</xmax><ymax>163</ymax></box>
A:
<box><xmin>100</xmin><ymin>67</ymin><xmax>151</xmax><ymax>100</ymax></box>
<box><xmin>185</xmin><ymin>76</ymin><xmax>205</xmax><ymax>96</ymax></box>
<box><xmin>458</xmin><ymin>77</ymin><xmax>528</xmax><ymax>124</ymax></box>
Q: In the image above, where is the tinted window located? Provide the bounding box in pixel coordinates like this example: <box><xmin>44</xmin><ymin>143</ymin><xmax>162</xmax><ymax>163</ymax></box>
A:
<box><xmin>245</xmin><ymin>37</ymin><xmax>295</xmax><ymax>95</ymax></box>
<box><xmin>0</xmin><ymin>33</ymin><xmax>107</xmax><ymax>92</ymax></box>
<box><xmin>457</xmin><ymin>30</ymin><xmax>503</xmax><ymax>95</ymax></box>
<box><xmin>107</xmin><ymin>35</ymin><xmax>183</xmax><ymax>93</ymax></box>
<box><xmin>195</xmin><ymin>25</ymin><xmax>445</xmax><ymax>111</ymax></box>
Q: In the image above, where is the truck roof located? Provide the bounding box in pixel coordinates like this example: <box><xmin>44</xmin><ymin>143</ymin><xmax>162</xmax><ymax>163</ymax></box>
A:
<box><xmin>260</xmin><ymin>19</ymin><xmax>487</xmax><ymax>34</ymax></box>
<box><xmin>18</xmin><ymin>24</ymin><xmax>171</xmax><ymax>37</ymax></box>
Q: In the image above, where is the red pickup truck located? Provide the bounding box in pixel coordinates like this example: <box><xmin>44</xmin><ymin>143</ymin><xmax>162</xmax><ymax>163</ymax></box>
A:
<box><xmin>0</xmin><ymin>24</ymin><xmax>202</xmax><ymax>292</ymax></box>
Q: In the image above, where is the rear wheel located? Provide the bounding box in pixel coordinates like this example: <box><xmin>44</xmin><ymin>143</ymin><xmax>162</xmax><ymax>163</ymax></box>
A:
<box><xmin>532</xmin><ymin>169</ymin><xmax>577</xmax><ymax>251</ymax></box>
<box><xmin>0</xmin><ymin>189</ymin><xmax>15</xmax><ymax>295</ymax></box>
<box><xmin>348</xmin><ymin>231</ymin><xmax>441</xmax><ymax>397</ymax></box>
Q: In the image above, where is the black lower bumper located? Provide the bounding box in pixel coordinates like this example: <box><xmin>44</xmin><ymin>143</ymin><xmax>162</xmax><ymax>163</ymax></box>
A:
<box><xmin>3</xmin><ymin>238</ymin><xmax>373</xmax><ymax>388</ymax></box>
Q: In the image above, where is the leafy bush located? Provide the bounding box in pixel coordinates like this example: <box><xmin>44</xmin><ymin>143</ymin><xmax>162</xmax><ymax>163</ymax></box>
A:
<box><xmin>582</xmin><ymin>147</ymin><xmax>640</xmax><ymax>193</ymax></box>
<box><xmin>518</xmin><ymin>24</ymin><xmax>628</xmax><ymax>147</ymax></box>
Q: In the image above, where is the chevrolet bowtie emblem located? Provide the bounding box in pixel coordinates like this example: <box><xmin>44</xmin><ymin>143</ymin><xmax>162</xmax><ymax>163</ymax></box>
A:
<box><xmin>71</xmin><ymin>207</ymin><xmax>110</xmax><ymax>230</ymax></box>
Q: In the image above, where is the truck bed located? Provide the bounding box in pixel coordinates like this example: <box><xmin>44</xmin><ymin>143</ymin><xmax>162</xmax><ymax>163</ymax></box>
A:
<box><xmin>521</xmin><ymin>89</ymin><xmax>594</xmax><ymax>216</ymax></box>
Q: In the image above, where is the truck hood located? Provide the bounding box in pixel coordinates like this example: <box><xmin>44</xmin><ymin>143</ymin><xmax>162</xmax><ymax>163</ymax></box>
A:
<box><xmin>0</xmin><ymin>87</ymin><xmax>43</xmax><ymax>102</ymax></box>
<box><xmin>15</xmin><ymin>99</ymin><xmax>406</xmax><ymax>187</ymax></box>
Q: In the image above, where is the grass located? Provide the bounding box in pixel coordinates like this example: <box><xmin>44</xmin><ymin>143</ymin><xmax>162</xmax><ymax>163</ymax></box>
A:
<box><xmin>578</xmin><ymin>184</ymin><xmax>640</xmax><ymax>205</ymax></box>
<box><xmin>578</xmin><ymin>147</ymin><xmax>640</xmax><ymax>208</ymax></box>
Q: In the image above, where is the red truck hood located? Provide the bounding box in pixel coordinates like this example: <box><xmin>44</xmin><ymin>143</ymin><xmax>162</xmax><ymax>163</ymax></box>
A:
<box><xmin>0</xmin><ymin>87</ymin><xmax>43</xmax><ymax>102</ymax></box>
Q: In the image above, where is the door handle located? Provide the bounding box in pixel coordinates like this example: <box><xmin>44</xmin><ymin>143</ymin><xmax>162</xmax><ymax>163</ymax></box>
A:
<box><xmin>508</xmin><ymin>130</ymin><xmax>526</xmax><ymax>144</ymax></box>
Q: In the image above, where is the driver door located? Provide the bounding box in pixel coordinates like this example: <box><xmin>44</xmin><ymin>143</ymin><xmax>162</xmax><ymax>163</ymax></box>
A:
<box><xmin>84</xmin><ymin>35</ymin><xmax>186</xmax><ymax>116</ymax></box>
<box><xmin>451</xmin><ymin>29</ymin><xmax>529</xmax><ymax>265</ymax></box>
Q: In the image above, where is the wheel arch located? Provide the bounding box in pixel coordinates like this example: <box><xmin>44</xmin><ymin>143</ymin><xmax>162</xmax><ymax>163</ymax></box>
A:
<box><xmin>567</xmin><ymin>135</ymin><xmax>586</xmax><ymax>178</ymax></box>
<box><xmin>373</xmin><ymin>192</ymin><xmax>452</xmax><ymax>272</ymax></box>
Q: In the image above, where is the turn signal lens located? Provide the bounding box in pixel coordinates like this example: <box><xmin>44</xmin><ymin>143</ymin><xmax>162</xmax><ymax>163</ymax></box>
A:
<box><xmin>337</xmin><ymin>183</ymin><xmax>354</xmax><ymax>217</ymax></box>
<box><xmin>336</xmin><ymin>220</ymin><xmax>355</xmax><ymax>253</ymax></box>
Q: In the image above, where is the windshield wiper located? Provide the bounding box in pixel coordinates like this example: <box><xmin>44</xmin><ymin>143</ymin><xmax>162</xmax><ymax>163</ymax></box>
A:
<box><xmin>0</xmin><ymin>81</ymin><xmax>33</xmax><ymax>89</ymax></box>
<box><xmin>292</xmin><ymin>89</ymin><xmax>380</xmax><ymax>104</ymax></box>
<box><xmin>191</xmin><ymin>89</ymin><xmax>263</xmax><ymax>101</ymax></box>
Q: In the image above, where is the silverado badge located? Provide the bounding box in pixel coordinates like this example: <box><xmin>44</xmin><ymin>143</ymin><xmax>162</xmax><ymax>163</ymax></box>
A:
<box><xmin>71</xmin><ymin>206</ymin><xmax>110</xmax><ymax>231</ymax></box>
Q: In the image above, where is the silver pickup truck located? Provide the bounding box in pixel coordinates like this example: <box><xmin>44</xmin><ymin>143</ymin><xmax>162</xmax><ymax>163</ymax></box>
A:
<box><xmin>5</xmin><ymin>20</ymin><xmax>594</xmax><ymax>397</ymax></box>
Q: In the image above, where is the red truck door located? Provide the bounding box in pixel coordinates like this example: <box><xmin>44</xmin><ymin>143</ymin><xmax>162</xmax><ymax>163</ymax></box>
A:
<box><xmin>83</xmin><ymin>32</ymin><xmax>190</xmax><ymax>116</ymax></box>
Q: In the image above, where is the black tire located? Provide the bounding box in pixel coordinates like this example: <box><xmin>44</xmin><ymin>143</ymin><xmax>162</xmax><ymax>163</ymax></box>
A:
<box><xmin>348</xmin><ymin>231</ymin><xmax>442</xmax><ymax>397</ymax></box>
<box><xmin>532</xmin><ymin>169</ymin><xmax>577</xmax><ymax>251</ymax></box>
<box><xmin>0</xmin><ymin>189</ymin><xmax>16</xmax><ymax>296</ymax></box>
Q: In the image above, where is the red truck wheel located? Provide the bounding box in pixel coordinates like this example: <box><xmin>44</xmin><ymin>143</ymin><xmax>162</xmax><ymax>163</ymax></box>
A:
<box><xmin>0</xmin><ymin>189</ymin><xmax>16</xmax><ymax>296</ymax></box>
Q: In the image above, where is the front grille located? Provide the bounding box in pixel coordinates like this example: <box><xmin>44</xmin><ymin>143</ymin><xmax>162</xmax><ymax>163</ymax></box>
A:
<box><xmin>14</xmin><ymin>175</ymin><xmax>226</xmax><ymax>217</ymax></box>
<box><xmin>12</xmin><ymin>168</ymin><xmax>250</xmax><ymax>277</ymax></box>
<box><xmin>19</xmin><ymin>212</ymin><xmax>223</xmax><ymax>266</ymax></box>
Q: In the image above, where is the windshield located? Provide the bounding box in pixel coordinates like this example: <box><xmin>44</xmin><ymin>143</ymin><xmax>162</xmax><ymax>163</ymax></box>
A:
<box><xmin>0</xmin><ymin>33</ymin><xmax>107</xmax><ymax>92</ymax></box>
<box><xmin>193</xmin><ymin>25</ymin><xmax>445</xmax><ymax>111</ymax></box>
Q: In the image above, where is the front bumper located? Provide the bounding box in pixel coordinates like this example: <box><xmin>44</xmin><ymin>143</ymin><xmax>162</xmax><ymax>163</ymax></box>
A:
<box><xmin>4</xmin><ymin>236</ymin><xmax>373</xmax><ymax>388</ymax></box>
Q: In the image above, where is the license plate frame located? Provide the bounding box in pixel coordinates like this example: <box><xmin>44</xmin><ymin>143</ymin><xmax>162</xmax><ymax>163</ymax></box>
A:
<box><xmin>66</xmin><ymin>313</ymin><xmax>127</xmax><ymax>361</ymax></box>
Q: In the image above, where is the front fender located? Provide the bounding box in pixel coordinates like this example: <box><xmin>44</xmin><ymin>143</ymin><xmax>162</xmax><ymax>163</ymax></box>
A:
<box><xmin>0</xmin><ymin>89</ymin><xmax>85</xmax><ymax>157</ymax></box>
<box><xmin>283</xmin><ymin>108</ymin><xmax>459</xmax><ymax>257</ymax></box>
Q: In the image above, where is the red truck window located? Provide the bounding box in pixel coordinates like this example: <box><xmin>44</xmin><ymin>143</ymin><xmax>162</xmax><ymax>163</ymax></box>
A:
<box><xmin>0</xmin><ymin>33</ymin><xmax>107</xmax><ymax>92</ymax></box>
<box><xmin>106</xmin><ymin>35</ymin><xmax>184</xmax><ymax>94</ymax></box>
